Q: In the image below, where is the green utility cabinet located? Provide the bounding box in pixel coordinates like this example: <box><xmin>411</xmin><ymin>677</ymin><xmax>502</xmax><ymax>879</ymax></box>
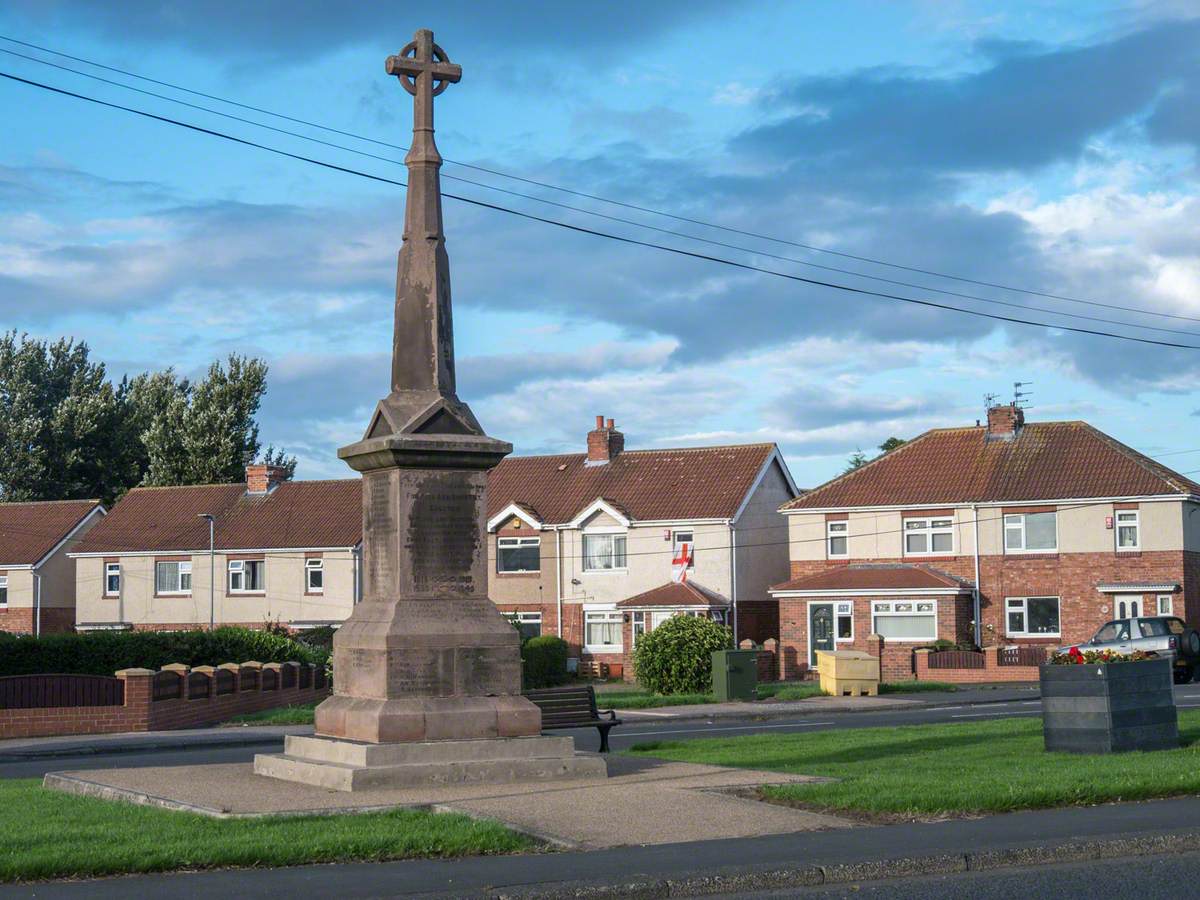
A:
<box><xmin>712</xmin><ymin>649</ymin><xmax>758</xmax><ymax>701</ymax></box>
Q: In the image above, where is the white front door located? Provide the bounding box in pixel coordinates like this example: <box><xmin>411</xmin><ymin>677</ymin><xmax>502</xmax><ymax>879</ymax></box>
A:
<box><xmin>1115</xmin><ymin>594</ymin><xmax>1141</xmax><ymax>618</ymax></box>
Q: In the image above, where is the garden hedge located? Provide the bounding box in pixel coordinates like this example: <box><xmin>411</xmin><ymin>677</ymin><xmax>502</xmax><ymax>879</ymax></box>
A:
<box><xmin>521</xmin><ymin>635</ymin><xmax>569</xmax><ymax>689</ymax></box>
<box><xmin>633</xmin><ymin>615</ymin><xmax>732</xmax><ymax>694</ymax></box>
<box><xmin>0</xmin><ymin>627</ymin><xmax>329</xmax><ymax>677</ymax></box>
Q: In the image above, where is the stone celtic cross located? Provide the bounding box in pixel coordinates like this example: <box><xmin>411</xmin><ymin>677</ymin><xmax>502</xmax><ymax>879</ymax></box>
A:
<box><xmin>386</xmin><ymin>30</ymin><xmax>461</xmax><ymax>145</ymax></box>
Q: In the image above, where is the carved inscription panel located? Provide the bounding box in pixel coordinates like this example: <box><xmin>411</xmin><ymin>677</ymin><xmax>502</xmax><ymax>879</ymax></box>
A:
<box><xmin>364</xmin><ymin>471</ymin><xmax>398</xmax><ymax>598</ymax></box>
<box><xmin>405</xmin><ymin>472</ymin><xmax>483</xmax><ymax>596</ymax></box>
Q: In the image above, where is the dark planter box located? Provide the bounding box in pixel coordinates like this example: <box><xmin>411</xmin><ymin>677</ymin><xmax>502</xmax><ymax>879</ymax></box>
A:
<box><xmin>1040</xmin><ymin>658</ymin><xmax>1178</xmax><ymax>754</ymax></box>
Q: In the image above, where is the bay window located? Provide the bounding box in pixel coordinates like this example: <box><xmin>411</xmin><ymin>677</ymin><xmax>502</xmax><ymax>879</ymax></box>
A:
<box><xmin>1005</xmin><ymin>596</ymin><xmax>1060</xmax><ymax>637</ymax></box>
<box><xmin>497</xmin><ymin>536</ymin><xmax>540</xmax><ymax>573</ymax></box>
<box><xmin>155</xmin><ymin>560</ymin><xmax>192</xmax><ymax>595</ymax></box>
<box><xmin>903</xmin><ymin>517</ymin><xmax>953</xmax><ymax>555</ymax></box>
<box><xmin>871</xmin><ymin>600</ymin><xmax>937</xmax><ymax>641</ymax></box>
<box><xmin>584</xmin><ymin>610</ymin><xmax>623</xmax><ymax>651</ymax></box>
<box><xmin>827</xmin><ymin>520</ymin><xmax>848</xmax><ymax>558</ymax></box>
<box><xmin>583</xmin><ymin>533</ymin><xmax>627</xmax><ymax>571</ymax></box>
<box><xmin>1004</xmin><ymin>511</ymin><xmax>1057</xmax><ymax>552</ymax></box>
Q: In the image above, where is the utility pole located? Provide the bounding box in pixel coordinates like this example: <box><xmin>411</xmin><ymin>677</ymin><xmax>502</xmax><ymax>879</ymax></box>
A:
<box><xmin>198</xmin><ymin>514</ymin><xmax>215</xmax><ymax>631</ymax></box>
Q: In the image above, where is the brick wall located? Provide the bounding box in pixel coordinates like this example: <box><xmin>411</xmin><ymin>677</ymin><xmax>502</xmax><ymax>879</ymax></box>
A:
<box><xmin>0</xmin><ymin>607</ymin><xmax>76</xmax><ymax>635</ymax></box>
<box><xmin>0</xmin><ymin>661</ymin><xmax>330</xmax><ymax>739</ymax></box>
<box><xmin>787</xmin><ymin>550</ymin><xmax>1193</xmax><ymax>648</ymax></box>
<box><xmin>914</xmin><ymin>647</ymin><xmax>1041</xmax><ymax>683</ymax></box>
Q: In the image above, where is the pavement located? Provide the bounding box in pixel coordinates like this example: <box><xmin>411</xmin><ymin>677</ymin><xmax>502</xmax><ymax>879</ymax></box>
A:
<box><xmin>6</xmin><ymin>793</ymin><xmax>1200</xmax><ymax>898</ymax></box>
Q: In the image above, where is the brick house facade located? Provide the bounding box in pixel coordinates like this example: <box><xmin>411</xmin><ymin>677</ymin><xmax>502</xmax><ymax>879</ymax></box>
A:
<box><xmin>772</xmin><ymin>405</ymin><xmax>1200</xmax><ymax>680</ymax></box>
<box><xmin>486</xmin><ymin>416</ymin><xmax>798</xmax><ymax>679</ymax></box>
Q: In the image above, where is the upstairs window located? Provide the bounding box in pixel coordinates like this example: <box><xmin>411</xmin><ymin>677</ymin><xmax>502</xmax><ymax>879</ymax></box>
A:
<box><xmin>104</xmin><ymin>562</ymin><xmax>120</xmax><ymax>596</ymax></box>
<box><xmin>155</xmin><ymin>561</ymin><xmax>192</xmax><ymax>595</ymax></box>
<box><xmin>904</xmin><ymin>518</ymin><xmax>953</xmax><ymax>555</ymax></box>
<box><xmin>305</xmin><ymin>558</ymin><xmax>324</xmax><ymax>592</ymax></box>
<box><xmin>228</xmin><ymin>559</ymin><xmax>265</xmax><ymax>592</ymax></box>
<box><xmin>672</xmin><ymin>530</ymin><xmax>695</xmax><ymax>569</ymax></box>
<box><xmin>0</xmin><ymin>575</ymin><xmax>7</xmax><ymax>606</ymax></box>
<box><xmin>827</xmin><ymin>521</ymin><xmax>848</xmax><ymax>558</ymax></box>
<box><xmin>583</xmin><ymin>533</ymin><xmax>627</xmax><ymax>571</ymax></box>
<box><xmin>1115</xmin><ymin>511</ymin><xmax>1140</xmax><ymax>551</ymax></box>
<box><xmin>1004</xmin><ymin>511</ymin><xmax>1057</xmax><ymax>553</ymax></box>
<box><xmin>497</xmin><ymin>536</ymin><xmax>540</xmax><ymax>573</ymax></box>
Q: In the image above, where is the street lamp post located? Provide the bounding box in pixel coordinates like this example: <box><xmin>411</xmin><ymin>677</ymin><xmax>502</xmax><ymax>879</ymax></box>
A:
<box><xmin>198</xmin><ymin>514</ymin><xmax>215</xmax><ymax>631</ymax></box>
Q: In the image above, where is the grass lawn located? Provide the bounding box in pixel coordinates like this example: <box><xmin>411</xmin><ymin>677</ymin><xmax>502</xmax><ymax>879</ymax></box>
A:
<box><xmin>628</xmin><ymin>710</ymin><xmax>1200</xmax><ymax>819</ymax></box>
<box><xmin>878</xmin><ymin>680</ymin><xmax>957</xmax><ymax>694</ymax></box>
<box><xmin>225</xmin><ymin>701</ymin><xmax>319</xmax><ymax>726</ymax></box>
<box><xmin>1</xmin><ymin>779</ymin><xmax>531</xmax><ymax>882</ymax></box>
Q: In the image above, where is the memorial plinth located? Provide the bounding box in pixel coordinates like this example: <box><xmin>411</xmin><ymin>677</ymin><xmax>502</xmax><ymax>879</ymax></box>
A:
<box><xmin>254</xmin><ymin>28</ymin><xmax>604</xmax><ymax>790</ymax></box>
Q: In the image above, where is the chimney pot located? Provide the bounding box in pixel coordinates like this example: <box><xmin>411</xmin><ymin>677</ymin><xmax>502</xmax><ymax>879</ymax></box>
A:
<box><xmin>605</xmin><ymin>417</ymin><xmax>614</xmax><ymax>429</ymax></box>
<box><xmin>595</xmin><ymin>414</ymin><xmax>604</xmax><ymax>429</ymax></box>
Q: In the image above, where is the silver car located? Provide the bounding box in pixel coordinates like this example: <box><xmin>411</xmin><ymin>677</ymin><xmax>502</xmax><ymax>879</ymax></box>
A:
<box><xmin>1064</xmin><ymin>616</ymin><xmax>1200</xmax><ymax>683</ymax></box>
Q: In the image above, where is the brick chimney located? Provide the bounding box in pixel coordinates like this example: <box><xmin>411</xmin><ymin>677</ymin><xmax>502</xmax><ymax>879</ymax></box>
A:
<box><xmin>586</xmin><ymin>415</ymin><xmax>624</xmax><ymax>466</ymax></box>
<box><xmin>246</xmin><ymin>463</ymin><xmax>291</xmax><ymax>494</ymax></box>
<box><xmin>985</xmin><ymin>403</ymin><xmax>1024</xmax><ymax>442</ymax></box>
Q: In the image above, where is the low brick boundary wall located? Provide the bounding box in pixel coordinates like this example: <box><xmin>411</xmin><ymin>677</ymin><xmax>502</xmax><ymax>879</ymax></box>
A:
<box><xmin>915</xmin><ymin>647</ymin><xmax>1042</xmax><ymax>683</ymax></box>
<box><xmin>0</xmin><ymin>661</ymin><xmax>330</xmax><ymax>739</ymax></box>
<box><xmin>739</xmin><ymin>639</ymin><xmax>780</xmax><ymax>682</ymax></box>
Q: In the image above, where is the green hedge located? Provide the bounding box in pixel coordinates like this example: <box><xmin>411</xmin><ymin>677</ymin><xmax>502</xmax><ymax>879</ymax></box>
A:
<box><xmin>0</xmin><ymin>627</ymin><xmax>329</xmax><ymax>678</ymax></box>
<box><xmin>633</xmin><ymin>615</ymin><xmax>732</xmax><ymax>695</ymax></box>
<box><xmin>521</xmin><ymin>635</ymin><xmax>569</xmax><ymax>689</ymax></box>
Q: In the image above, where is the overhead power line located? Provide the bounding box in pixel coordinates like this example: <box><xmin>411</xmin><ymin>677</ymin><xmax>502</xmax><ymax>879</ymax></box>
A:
<box><xmin>3</xmin><ymin>46</ymin><xmax>1198</xmax><ymax>340</ymax></box>
<box><xmin>1</xmin><ymin>33</ymin><xmax>1197</xmax><ymax>327</ymax></box>
<box><xmin>3</xmin><ymin>69</ymin><xmax>1200</xmax><ymax>353</ymax></box>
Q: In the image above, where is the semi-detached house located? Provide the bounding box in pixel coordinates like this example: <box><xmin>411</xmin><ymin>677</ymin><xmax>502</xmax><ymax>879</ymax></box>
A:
<box><xmin>70</xmin><ymin>466</ymin><xmax>361</xmax><ymax>631</ymax></box>
<box><xmin>486</xmin><ymin>416</ymin><xmax>798</xmax><ymax>677</ymax></box>
<box><xmin>0</xmin><ymin>500</ymin><xmax>105</xmax><ymax>634</ymax></box>
<box><xmin>770</xmin><ymin>404</ymin><xmax>1200</xmax><ymax>680</ymax></box>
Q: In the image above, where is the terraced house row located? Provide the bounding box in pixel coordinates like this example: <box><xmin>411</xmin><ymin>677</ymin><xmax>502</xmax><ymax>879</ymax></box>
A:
<box><xmin>2</xmin><ymin>406</ymin><xmax>1199</xmax><ymax>684</ymax></box>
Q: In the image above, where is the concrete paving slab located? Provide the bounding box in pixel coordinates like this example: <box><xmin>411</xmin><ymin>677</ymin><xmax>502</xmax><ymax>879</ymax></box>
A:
<box><xmin>44</xmin><ymin>754</ymin><xmax>851</xmax><ymax>849</ymax></box>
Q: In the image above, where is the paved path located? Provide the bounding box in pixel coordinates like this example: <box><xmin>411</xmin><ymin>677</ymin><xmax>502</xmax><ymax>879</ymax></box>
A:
<box><xmin>5</xmin><ymin>794</ymin><xmax>1199</xmax><ymax>898</ymax></box>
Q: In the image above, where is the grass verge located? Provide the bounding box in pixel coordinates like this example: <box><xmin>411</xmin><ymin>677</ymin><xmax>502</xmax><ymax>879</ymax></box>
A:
<box><xmin>2</xmin><ymin>779</ymin><xmax>531</xmax><ymax>882</ymax></box>
<box><xmin>878</xmin><ymin>680</ymin><xmax>957</xmax><ymax>694</ymax></box>
<box><xmin>628</xmin><ymin>710</ymin><xmax>1200</xmax><ymax>818</ymax></box>
<box><xmin>225</xmin><ymin>701</ymin><xmax>319</xmax><ymax>726</ymax></box>
<box><xmin>595</xmin><ymin>690</ymin><xmax>715</xmax><ymax>709</ymax></box>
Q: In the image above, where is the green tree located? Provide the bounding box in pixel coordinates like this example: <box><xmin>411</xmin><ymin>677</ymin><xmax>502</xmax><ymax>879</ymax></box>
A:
<box><xmin>0</xmin><ymin>333</ymin><xmax>296</xmax><ymax>502</ymax></box>
<box><xmin>878</xmin><ymin>436</ymin><xmax>907</xmax><ymax>454</ymax></box>
<box><xmin>843</xmin><ymin>448</ymin><xmax>868</xmax><ymax>473</ymax></box>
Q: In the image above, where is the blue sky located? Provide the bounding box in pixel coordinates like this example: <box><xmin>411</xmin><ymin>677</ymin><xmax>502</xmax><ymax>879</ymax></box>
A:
<box><xmin>2</xmin><ymin>1</ymin><xmax>1199</xmax><ymax>489</ymax></box>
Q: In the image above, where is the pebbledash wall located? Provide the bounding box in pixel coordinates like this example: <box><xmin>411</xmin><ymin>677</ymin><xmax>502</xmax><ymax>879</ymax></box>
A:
<box><xmin>74</xmin><ymin>549</ymin><xmax>359</xmax><ymax>631</ymax></box>
<box><xmin>779</xmin><ymin>499</ymin><xmax>1200</xmax><ymax>680</ymax></box>
<box><xmin>0</xmin><ymin>662</ymin><xmax>330</xmax><ymax>739</ymax></box>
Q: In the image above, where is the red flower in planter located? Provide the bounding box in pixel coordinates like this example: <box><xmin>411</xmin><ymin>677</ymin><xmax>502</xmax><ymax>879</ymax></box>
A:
<box><xmin>1068</xmin><ymin>646</ymin><xmax>1085</xmax><ymax>664</ymax></box>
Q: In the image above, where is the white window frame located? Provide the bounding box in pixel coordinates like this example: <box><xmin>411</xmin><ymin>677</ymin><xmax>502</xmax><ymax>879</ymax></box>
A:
<box><xmin>870</xmin><ymin>599</ymin><xmax>938</xmax><ymax>642</ymax></box>
<box><xmin>672</xmin><ymin>530</ymin><xmax>695</xmax><ymax>569</ymax></box>
<box><xmin>497</xmin><ymin>536</ymin><xmax>541</xmax><ymax>573</ymax></box>
<box><xmin>508</xmin><ymin>611</ymin><xmax>542</xmax><ymax>641</ymax></box>
<box><xmin>827</xmin><ymin>520</ymin><xmax>848</xmax><ymax>558</ymax></box>
<box><xmin>305</xmin><ymin>557</ymin><xmax>324</xmax><ymax>593</ymax></box>
<box><xmin>582</xmin><ymin>531</ymin><xmax>627</xmax><ymax>573</ymax></box>
<box><xmin>1003</xmin><ymin>511</ymin><xmax>1058</xmax><ymax>554</ymax></box>
<box><xmin>1115</xmin><ymin>510</ymin><xmax>1140</xmax><ymax>552</ymax></box>
<box><xmin>154</xmin><ymin>560</ymin><xmax>192</xmax><ymax>596</ymax></box>
<box><xmin>1004</xmin><ymin>596</ymin><xmax>1061</xmax><ymax>638</ymax></box>
<box><xmin>584</xmin><ymin>609</ymin><xmax>624</xmax><ymax>652</ymax></box>
<box><xmin>0</xmin><ymin>575</ymin><xmax>7</xmax><ymax>607</ymax></box>
<box><xmin>903</xmin><ymin>517</ymin><xmax>954</xmax><ymax>556</ymax></box>
<box><xmin>104</xmin><ymin>562</ymin><xmax>121</xmax><ymax>597</ymax></box>
<box><xmin>835</xmin><ymin>601</ymin><xmax>854</xmax><ymax>642</ymax></box>
<box><xmin>228</xmin><ymin>558</ymin><xmax>265</xmax><ymax>593</ymax></box>
<box><xmin>632</xmin><ymin>610</ymin><xmax>646</xmax><ymax>646</ymax></box>
<box><xmin>1158</xmin><ymin>594</ymin><xmax>1174</xmax><ymax>616</ymax></box>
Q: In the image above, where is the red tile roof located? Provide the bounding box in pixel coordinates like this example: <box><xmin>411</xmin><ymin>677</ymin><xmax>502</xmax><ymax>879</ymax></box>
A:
<box><xmin>616</xmin><ymin>580</ymin><xmax>730</xmax><ymax>608</ymax></box>
<box><xmin>771</xmin><ymin>564</ymin><xmax>972</xmax><ymax>593</ymax></box>
<box><xmin>72</xmin><ymin>480</ymin><xmax>362</xmax><ymax>554</ymax></box>
<box><xmin>488</xmin><ymin>444</ymin><xmax>780</xmax><ymax>524</ymax></box>
<box><xmin>782</xmin><ymin>422</ymin><xmax>1200</xmax><ymax>511</ymax></box>
<box><xmin>0</xmin><ymin>500</ymin><xmax>103</xmax><ymax>566</ymax></box>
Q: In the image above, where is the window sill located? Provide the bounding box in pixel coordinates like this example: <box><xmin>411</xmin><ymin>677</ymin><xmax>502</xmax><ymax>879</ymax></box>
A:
<box><xmin>303</xmin><ymin>590</ymin><xmax>325</xmax><ymax>596</ymax></box>
<box><xmin>1115</xmin><ymin>550</ymin><xmax>1142</xmax><ymax>556</ymax></box>
<box><xmin>1003</xmin><ymin>551</ymin><xmax>1059</xmax><ymax>558</ymax></box>
<box><xmin>154</xmin><ymin>593</ymin><xmax>192</xmax><ymax>599</ymax></box>
<box><xmin>903</xmin><ymin>554</ymin><xmax>957</xmax><ymax>560</ymax></box>
<box><xmin>1004</xmin><ymin>635</ymin><xmax>1061</xmax><ymax>642</ymax></box>
<box><xmin>497</xmin><ymin>571</ymin><xmax>541</xmax><ymax>577</ymax></box>
<box><xmin>584</xmin><ymin>647</ymin><xmax>624</xmax><ymax>655</ymax></box>
<box><xmin>228</xmin><ymin>591</ymin><xmax>267</xmax><ymax>597</ymax></box>
<box><xmin>581</xmin><ymin>569</ymin><xmax>628</xmax><ymax>576</ymax></box>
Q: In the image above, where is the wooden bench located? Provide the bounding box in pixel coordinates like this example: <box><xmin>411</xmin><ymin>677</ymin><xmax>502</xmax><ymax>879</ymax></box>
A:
<box><xmin>525</xmin><ymin>685</ymin><xmax>622</xmax><ymax>752</ymax></box>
